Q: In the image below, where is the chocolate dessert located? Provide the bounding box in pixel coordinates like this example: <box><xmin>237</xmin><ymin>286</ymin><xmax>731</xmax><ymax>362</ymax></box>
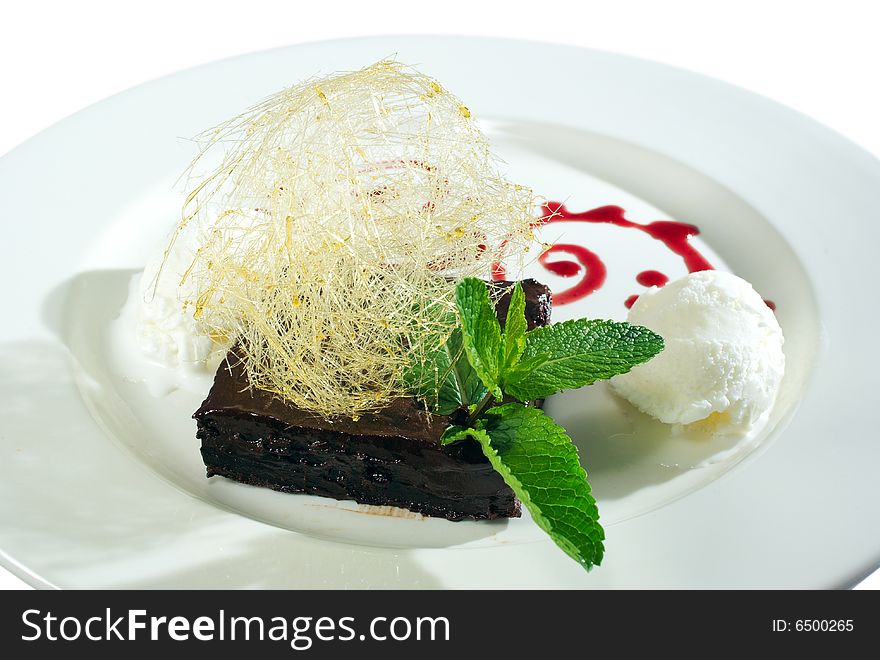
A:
<box><xmin>194</xmin><ymin>279</ymin><xmax>551</xmax><ymax>521</ymax></box>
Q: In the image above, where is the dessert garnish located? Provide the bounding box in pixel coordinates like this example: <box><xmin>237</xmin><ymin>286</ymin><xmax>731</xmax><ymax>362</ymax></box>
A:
<box><xmin>430</xmin><ymin>278</ymin><xmax>663</xmax><ymax>568</ymax></box>
<box><xmin>500</xmin><ymin>202</ymin><xmax>714</xmax><ymax>308</ymax></box>
<box><xmin>155</xmin><ymin>59</ymin><xmax>536</xmax><ymax>418</ymax></box>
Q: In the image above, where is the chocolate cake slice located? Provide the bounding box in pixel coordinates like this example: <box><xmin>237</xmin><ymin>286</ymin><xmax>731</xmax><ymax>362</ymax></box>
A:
<box><xmin>194</xmin><ymin>279</ymin><xmax>551</xmax><ymax>521</ymax></box>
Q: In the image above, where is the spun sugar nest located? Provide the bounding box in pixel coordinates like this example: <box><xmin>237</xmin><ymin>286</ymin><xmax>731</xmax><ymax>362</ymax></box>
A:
<box><xmin>154</xmin><ymin>60</ymin><xmax>538</xmax><ymax>417</ymax></box>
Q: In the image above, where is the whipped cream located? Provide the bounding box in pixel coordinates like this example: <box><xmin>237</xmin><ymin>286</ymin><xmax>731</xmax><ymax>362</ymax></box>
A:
<box><xmin>134</xmin><ymin>239</ymin><xmax>219</xmax><ymax>369</ymax></box>
<box><xmin>112</xmin><ymin>220</ymin><xmax>229</xmax><ymax>395</ymax></box>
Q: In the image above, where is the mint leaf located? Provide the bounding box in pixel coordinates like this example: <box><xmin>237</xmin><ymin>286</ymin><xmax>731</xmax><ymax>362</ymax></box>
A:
<box><xmin>405</xmin><ymin>325</ymin><xmax>487</xmax><ymax>415</ymax></box>
<box><xmin>503</xmin><ymin>319</ymin><xmax>664</xmax><ymax>401</ymax></box>
<box><xmin>455</xmin><ymin>278</ymin><xmax>503</xmax><ymax>400</ymax></box>
<box><xmin>440</xmin><ymin>423</ymin><xmax>471</xmax><ymax>446</ymax></box>
<box><xmin>498</xmin><ymin>353</ymin><xmax>549</xmax><ymax>388</ymax></box>
<box><xmin>446</xmin><ymin>404</ymin><xmax>604</xmax><ymax>570</ymax></box>
<box><xmin>431</xmin><ymin>328</ymin><xmax>488</xmax><ymax>414</ymax></box>
<box><xmin>442</xmin><ymin>328</ymin><xmax>490</xmax><ymax>411</ymax></box>
<box><xmin>501</xmin><ymin>281</ymin><xmax>527</xmax><ymax>369</ymax></box>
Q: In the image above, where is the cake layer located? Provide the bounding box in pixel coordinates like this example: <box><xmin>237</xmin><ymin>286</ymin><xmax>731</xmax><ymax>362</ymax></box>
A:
<box><xmin>198</xmin><ymin>392</ymin><xmax>519</xmax><ymax>520</ymax></box>
<box><xmin>194</xmin><ymin>279</ymin><xmax>551</xmax><ymax>520</ymax></box>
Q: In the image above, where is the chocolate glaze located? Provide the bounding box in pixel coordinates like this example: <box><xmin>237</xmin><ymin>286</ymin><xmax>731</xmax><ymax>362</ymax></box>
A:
<box><xmin>194</xmin><ymin>279</ymin><xmax>551</xmax><ymax>521</ymax></box>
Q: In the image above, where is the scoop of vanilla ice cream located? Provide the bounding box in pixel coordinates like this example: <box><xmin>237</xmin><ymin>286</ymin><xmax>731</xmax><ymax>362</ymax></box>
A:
<box><xmin>611</xmin><ymin>271</ymin><xmax>784</xmax><ymax>427</ymax></box>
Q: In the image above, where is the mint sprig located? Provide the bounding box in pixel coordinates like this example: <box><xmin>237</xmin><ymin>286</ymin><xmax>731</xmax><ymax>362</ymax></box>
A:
<box><xmin>426</xmin><ymin>277</ymin><xmax>663</xmax><ymax>571</ymax></box>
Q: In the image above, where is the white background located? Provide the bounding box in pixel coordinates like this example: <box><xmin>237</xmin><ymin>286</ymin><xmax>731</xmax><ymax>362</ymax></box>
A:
<box><xmin>1</xmin><ymin>0</ymin><xmax>877</xmax><ymax>590</ymax></box>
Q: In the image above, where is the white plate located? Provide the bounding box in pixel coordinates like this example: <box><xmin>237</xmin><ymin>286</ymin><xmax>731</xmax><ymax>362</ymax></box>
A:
<box><xmin>2</xmin><ymin>36</ymin><xmax>878</xmax><ymax>589</ymax></box>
